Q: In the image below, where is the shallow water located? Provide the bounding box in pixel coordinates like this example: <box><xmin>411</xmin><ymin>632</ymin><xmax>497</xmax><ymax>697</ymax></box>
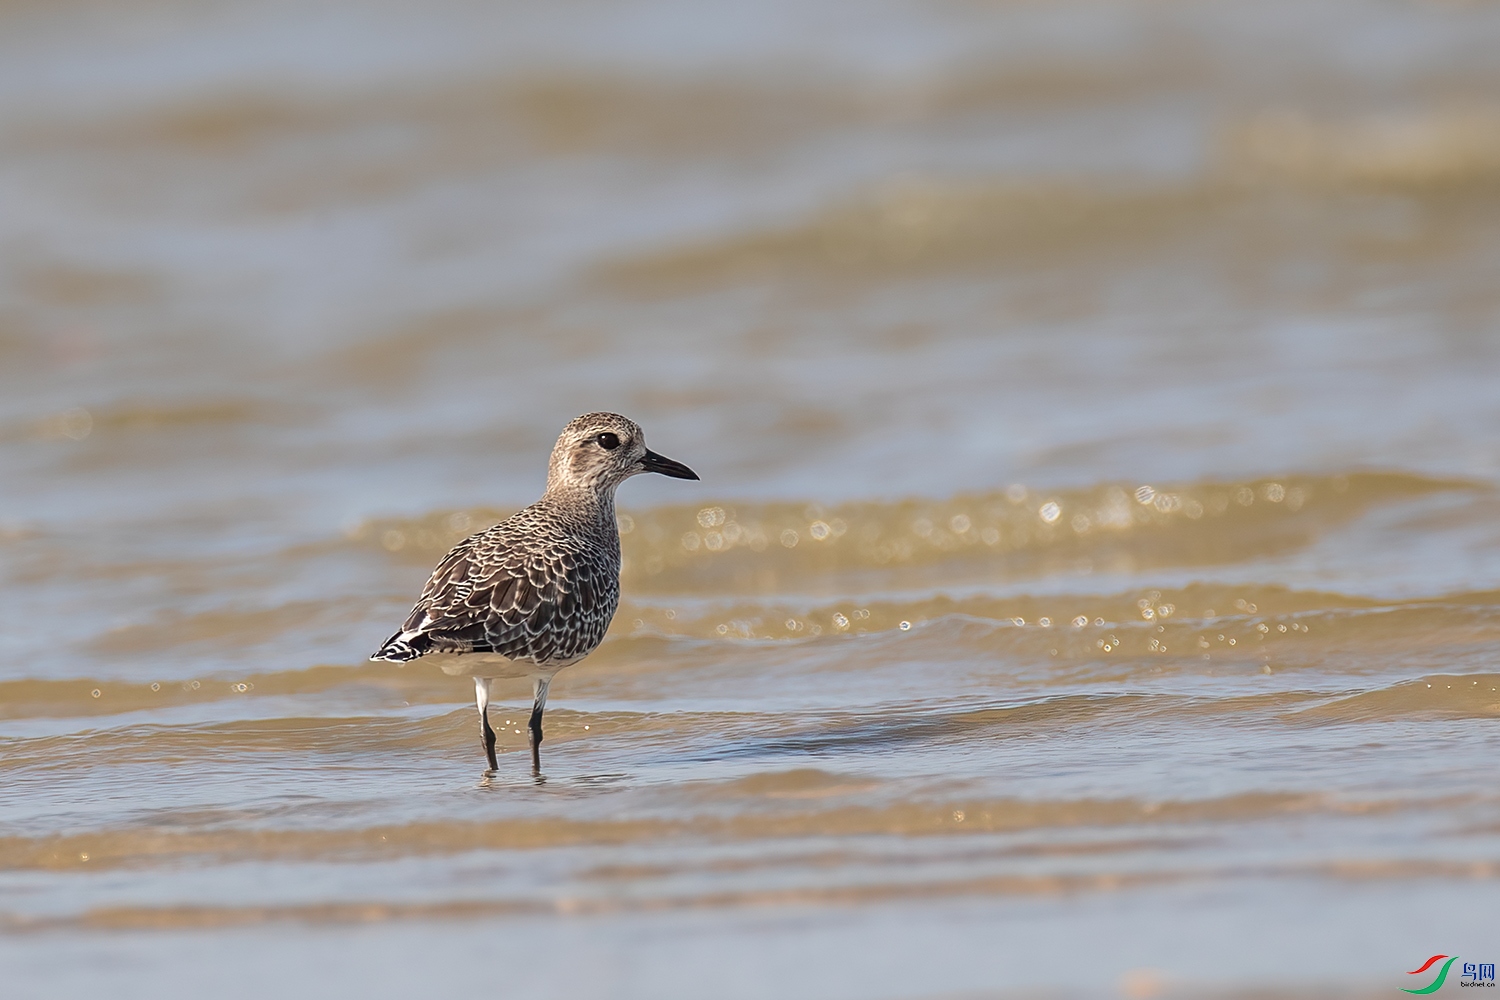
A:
<box><xmin>3</xmin><ymin>0</ymin><xmax>1500</xmax><ymax>997</ymax></box>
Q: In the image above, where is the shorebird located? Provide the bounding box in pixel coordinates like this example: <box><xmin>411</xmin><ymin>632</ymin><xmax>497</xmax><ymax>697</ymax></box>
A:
<box><xmin>370</xmin><ymin>412</ymin><xmax>698</xmax><ymax>772</ymax></box>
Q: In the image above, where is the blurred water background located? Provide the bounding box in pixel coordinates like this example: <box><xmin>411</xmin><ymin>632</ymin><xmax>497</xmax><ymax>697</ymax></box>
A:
<box><xmin>3</xmin><ymin>1</ymin><xmax>1500</xmax><ymax>997</ymax></box>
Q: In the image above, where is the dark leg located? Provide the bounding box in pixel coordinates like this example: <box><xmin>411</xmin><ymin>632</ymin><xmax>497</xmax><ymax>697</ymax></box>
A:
<box><xmin>528</xmin><ymin>677</ymin><xmax>552</xmax><ymax>774</ymax></box>
<box><xmin>481</xmin><ymin>710</ymin><xmax>498</xmax><ymax>771</ymax></box>
<box><xmin>474</xmin><ymin>677</ymin><xmax>498</xmax><ymax>771</ymax></box>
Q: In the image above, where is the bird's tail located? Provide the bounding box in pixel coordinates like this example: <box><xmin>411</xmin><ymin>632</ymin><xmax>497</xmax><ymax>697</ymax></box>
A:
<box><xmin>369</xmin><ymin>630</ymin><xmax>431</xmax><ymax>662</ymax></box>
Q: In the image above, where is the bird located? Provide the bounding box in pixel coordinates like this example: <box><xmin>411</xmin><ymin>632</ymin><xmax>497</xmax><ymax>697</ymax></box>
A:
<box><xmin>370</xmin><ymin>412</ymin><xmax>698</xmax><ymax>773</ymax></box>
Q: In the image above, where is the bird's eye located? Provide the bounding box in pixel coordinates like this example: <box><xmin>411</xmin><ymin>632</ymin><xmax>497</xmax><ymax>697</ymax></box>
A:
<box><xmin>596</xmin><ymin>432</ymin><xmax>620</xmax><ymax>450</ymax></box>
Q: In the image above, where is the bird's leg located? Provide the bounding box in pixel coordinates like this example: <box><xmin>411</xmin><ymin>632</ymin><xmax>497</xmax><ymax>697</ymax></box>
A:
<box><xmin>528</xmin><ymin>676</ymin><xmax>552</xmax><ymax>774</ymax></box>
<box><xmin>475</xmin><ymin>676</ymin><xmax>498</xmax><ymax>771</ymax></box>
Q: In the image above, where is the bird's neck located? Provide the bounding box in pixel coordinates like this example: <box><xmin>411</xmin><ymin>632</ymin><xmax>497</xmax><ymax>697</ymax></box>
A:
<box><xmin>541</xmin><ymin>482</ymin><xmax>619</xmax><ymax>531</ymax></box>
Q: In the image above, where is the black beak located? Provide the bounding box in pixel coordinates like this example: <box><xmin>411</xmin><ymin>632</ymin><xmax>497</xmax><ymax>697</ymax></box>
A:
<box><xmin>640</xmin><ymin>449</ymin><xmax>699</xmax><ymax>480</ymax></box>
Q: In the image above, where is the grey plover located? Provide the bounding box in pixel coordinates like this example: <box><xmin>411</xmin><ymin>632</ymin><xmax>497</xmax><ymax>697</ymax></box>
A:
<box><xmin>370</xmin><ymin>412</ymin><xmax>698</xmax><ymax>772</ymax></box>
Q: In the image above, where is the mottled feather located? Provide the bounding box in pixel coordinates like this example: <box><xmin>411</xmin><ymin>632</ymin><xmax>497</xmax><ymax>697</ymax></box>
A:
<box><xmin>372</xmin><ymin>496</ymin><xmax>620</xmax><ymax>667</ymax></box>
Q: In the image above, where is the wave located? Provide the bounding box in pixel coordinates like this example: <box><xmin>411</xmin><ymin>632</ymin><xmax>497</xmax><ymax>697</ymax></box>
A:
<box><xmin>350</xmin><ymin>471</ymin><xmax>1486</xmax><ymax>594</ymax></box>
<box><xmin>1288</xmin><ymin>674</ymin><xmax>1500</xmax><ymax>723</ymax></box>
<box><xmin>2</xmin><ymin>397</ymin><xmax>299</xmax><ymax>446</ymax></box>
<box><xmin>1229</xmin><ymin>109</ymin><xmax>1500</xmax><ymax>188</ymax></box>
<box><xmin>0</xmin><ymin>787</ymin><xmax>1410</xmax><ymax>873</ymax></box>
<box><xmin>592</xmin><ymin>177</ymin><xmax>1220</xmax><ymax>294</ymax></box>
<box><xmin>27</xmin><ymin>582</ymin><xmax>1498</xmax><ymax>715</ymax></box>
<box><xmin>11</xmin><ymin>849</ymin><xmax>1496</xmax><ymax>934</ymax></box>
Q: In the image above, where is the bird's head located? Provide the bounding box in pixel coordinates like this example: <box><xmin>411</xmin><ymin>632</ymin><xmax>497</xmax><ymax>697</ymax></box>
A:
<box><xmin>546</xmin><ymin>412</ymin><xmax>699</xmax><ymax>495</ymax></box>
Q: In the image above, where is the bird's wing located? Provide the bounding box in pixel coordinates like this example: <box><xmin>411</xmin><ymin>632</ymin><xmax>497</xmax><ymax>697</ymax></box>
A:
<box><xmin>370</xmin><ymin>523</ymin><xmax>595</xmax><ymax>665</ymax></box>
